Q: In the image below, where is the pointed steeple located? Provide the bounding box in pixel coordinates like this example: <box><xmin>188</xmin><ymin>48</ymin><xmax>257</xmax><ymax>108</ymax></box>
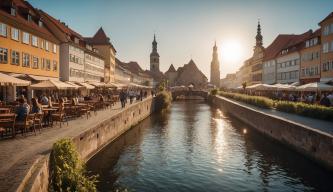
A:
<box><xmin>211</xmin><ymin>41</ymin><xmax>220</xmax><ymax>87</ymax></box>
<box><xmin>152</xmin><ymin>34</ymin><xmax>157</xmax><ymax>52</ymax></box>
<box><xmin>256</xmin><ymin>19</ymin><xmax>263</xmax><ymax>47</ymax></box>
<box><xmin>150</xmin><ymin>34</ymin><xmax>160</xmax><ymax>72</ymax></box>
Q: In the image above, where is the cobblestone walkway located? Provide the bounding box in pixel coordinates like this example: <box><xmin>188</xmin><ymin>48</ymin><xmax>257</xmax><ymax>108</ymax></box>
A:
<box><xmin>0</xmin><ymin>99</ymin><xmax>141</xmax><ymax>191</ymax></box>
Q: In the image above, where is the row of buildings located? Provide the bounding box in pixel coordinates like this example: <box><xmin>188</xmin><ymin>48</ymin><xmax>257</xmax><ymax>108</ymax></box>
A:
<box><xmin>221</xmin><ymin>12</ymin><xmax>333</xmax><ymax>89</ymax></box>
<box><xmin>0</xmin><ymin>0</ymin><xmax>154</xmax><ymax>100</ymax></box>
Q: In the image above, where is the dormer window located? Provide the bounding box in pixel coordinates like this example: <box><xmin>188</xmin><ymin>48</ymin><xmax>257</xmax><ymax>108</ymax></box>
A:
<box><xmin>27</xmin><ymin>14</ymin><xmax>32</xmax><ymax>22</ymax></box>
<box><xmin>281</xmin><ymin>49</ymin><xmax>288</xmax><ymax>55</ymax></box>
<box><xmin>38</xmin><ymin>20</ymin><xmax>43</xmax><ymax>27</ymax></box>
<box><xmin>10</xmin><ymin>7</ymin><xmax>16</xmax><ymax>16</ymax></box>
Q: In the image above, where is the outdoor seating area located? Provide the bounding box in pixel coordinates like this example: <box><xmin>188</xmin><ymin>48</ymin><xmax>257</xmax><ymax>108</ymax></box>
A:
<box><xmin>231</xmin><ymin>82</ymin><xmax>333</xmax><ymax>107</ymax></box>
<box><xmin>0</xmin><ymin>72</ymin><xmax>153</xmax><ymax>140</ymax></box>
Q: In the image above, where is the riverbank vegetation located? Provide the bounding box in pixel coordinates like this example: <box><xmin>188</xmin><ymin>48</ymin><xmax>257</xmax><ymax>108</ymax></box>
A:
<box><xmin>218</xmin><ymin>91</ymin><xmax>333</xmax><ymax>121</ymax></box>
<box><xmin>155</xmin><ymin>91</ymin><xmax>172</xmax><ymax>111</ymax></box>
<box><xmin>49</xmin><ymin>139</ymin><xmax>97</xmax><ymax>192</ymax></box>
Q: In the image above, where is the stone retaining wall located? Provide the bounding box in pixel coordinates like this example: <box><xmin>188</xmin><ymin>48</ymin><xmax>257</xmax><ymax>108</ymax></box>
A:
<box><xmin>209</xmin><ymin>95</ymin><xmax>333</xmax><ymax>171</ymax></box>
<box><xmin>26</xmin><ymin>98</ymin><xmax>155</xmax><ymax>192</ymax></box>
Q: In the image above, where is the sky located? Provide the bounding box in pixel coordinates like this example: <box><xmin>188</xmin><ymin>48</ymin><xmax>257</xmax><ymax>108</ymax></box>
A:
<box><xmin>29</xmin><ymin>0</ymin><xmax>333</xmax><ymax>79</ymax></box>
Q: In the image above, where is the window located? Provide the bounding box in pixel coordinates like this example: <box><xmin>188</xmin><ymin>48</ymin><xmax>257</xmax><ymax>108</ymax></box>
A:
<box><xmin>53</xmin><ymin>60</ymin><xmax>57</xmax><ymax>71</ymax></box>
<box><xmin>38</xmin><ymin>20</ymin><xmax>43</xmax><ymax>27</ymax></box>
<box><xmin>0</xmin><ymin>23</ymin><xmax>7</xmax><ymax>37</ymax></box>
<box><xmin>10</xmin><ymin>7</ymin><xmax>16</xmax><ymax>16</ymax></box>
<box><xmin>32</xmin><ymin>36</ymin><xmax>38</xmax><ymax>47</ymax></box>
<box><xmin>46</xmin><ymin>59</ymin><xmax>51</xmax><ymax>70</ymax></box>
<box><xmin>45</xmin><ymin>41</ymin><xmax>49</xmax><ymax>51</ymax></box>
<box><xmin>41</xmin><ymin>58</ymin><xmax>45</xmax><ymax>70</ymax></box>
<box><xmin>11</xmin><ymin>28</ymin><xmax>19</xmax><ymax>41</ymax></box>
<box><xmin>11</xmin><ymin>50</ymin><xmax>19</xmax><ymax>65</ymax></box>
<box><xmin>323</xmin><ymin>42</ymin><xmax>329</xmax><ymax>53</ymax></box>
<box><xmin>22</xmin><ymin>32</ymin><xmax>30</xmax><ymax>44</ymax></box>
<box><xmin>32</xmin><ymin>56</ymin><xmax>39</xmax><ymax>69</ymax></box>
<box><xmin>53</xmin><ymin>44</ymin><xmax>57</xmax><ymax>53</ymax></box>
<box><xmin>323</xmin><ymin>25</ymin><xmax>330</xmax><ymax>36</ymax></box>
<box><xmin>0</xmin><ymin>48</ymin><xmax>8</xmax><ymax>64</ymax></box>
<box><xmin>27</xmin><ymin>14</ymin><xmax>32</xmax><ymax>22</ymax></box>
<box><xmin>22</xmin><ymin>53</ymin><xmax>30</xmax><ymax>67</ymax></box>
<box><xmin>40</xmin><ymin>40</ymin><xmax>44</xmax><ymax>49</ymax></box>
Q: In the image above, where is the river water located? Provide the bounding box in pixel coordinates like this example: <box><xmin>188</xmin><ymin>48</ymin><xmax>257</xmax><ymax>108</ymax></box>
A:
<box><xmin>87</xmin><ymin>101</ymin><xmax>333</xmax><ymax>192</ymax></box>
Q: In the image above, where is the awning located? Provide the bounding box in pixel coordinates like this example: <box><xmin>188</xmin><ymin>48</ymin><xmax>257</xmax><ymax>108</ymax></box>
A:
<box><xmin>65</xmin><ymin>81</ymin><xmax>82</xmax><ymax>89</ymax></box>
<box><xmin>0</xmin><ymin>72</ymin><xmax>30</xmax><ymax>86</ymax></box>
<box><xmin>30</xmin><ymin>80</ymin><xmax>77</xmax><ymax>90</ymax></box>
<box><xmin>129</xmin><ymin>83</ymin><xmax>152</xmax><ymax>89</ymax></box>
<box><xmin>88</xmin><ymin>82</ymin><xmax>106</xmax><ymax>87</ymax></box>
<box><xmin>76</xmin><ymin>82</ymin><xmax>95</xmax><ymax>90</ymax></box>
<box><xmin>28</xmin><ymin>74</ymin><xmax>58</xmax><ymax>81</ymax></box>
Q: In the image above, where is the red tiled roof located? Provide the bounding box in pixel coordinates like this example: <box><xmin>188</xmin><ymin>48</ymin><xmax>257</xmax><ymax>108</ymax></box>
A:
<box><xmin>263</xmin><ymin>34</ymin><xmax>296</xmax><ymax>61</ymax></box>
<box><xmin>0</xmin><ymin>0</ymin><xmax>59</xmax><ymax>43</ymax></box>
<box><xmin>38</xmin><ymin>9</ymin><xmax>83</xmax><ymax>41</ymax></box>
<box><xmin>319</xmin><ymin>12</ymin><xmax>333</xmax><ymax>25</ymax></box>
<box><xmin>84</xmin><ymin>27</ymin><xmax>116</xmax><ymax>52</ymax></box>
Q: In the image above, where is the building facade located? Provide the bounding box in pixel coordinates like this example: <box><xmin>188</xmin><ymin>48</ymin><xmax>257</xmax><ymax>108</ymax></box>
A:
<box><xmin>300</xmin><ymin>30</ymin><xmax>321</xmax><ymax>84</ymax></box>
<box><xmin>210</xmin><ymin>42</ymin><xmax>220</xmax><ymax>87</ymax></box>
<box><xmin>319</xmin><ymin>12</ymin><xmax>333</xmax><ymax>83</ymax></box>
<box><xmin>85</xmin><ymin>27</ymin><xmax>116</xmax><ymax>83</ymax></box>
<box><xmin>40</xmin><ymin>10</ymin><xmax>105</xmax><ymax>83</ymax></box>
<box><xmin>0</xmin><ymin>0</ymin><xmax>60</xmax><ymax>78</ymax></box>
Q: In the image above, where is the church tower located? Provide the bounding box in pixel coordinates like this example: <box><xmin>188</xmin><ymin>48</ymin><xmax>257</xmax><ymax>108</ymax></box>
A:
<box><xmin>150</xmin><ymin>34</ymin><xmax>160</xmax><ymax>72</ymax></box>
<box><xmin>210</xmin><ymin>41</ymin><xmax>220</xmax><ymax>87</ymax></box>
<box><xmin>255</xmin><ymin>20</ymin><xmax>263</xmax><ymax>48</ymax></box>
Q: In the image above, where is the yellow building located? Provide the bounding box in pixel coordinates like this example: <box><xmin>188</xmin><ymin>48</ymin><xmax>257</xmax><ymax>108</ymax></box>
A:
<box><xmin>0</xmin><ymin>0</ymin><xmax>60</xmax><ymax>78</ymax></box>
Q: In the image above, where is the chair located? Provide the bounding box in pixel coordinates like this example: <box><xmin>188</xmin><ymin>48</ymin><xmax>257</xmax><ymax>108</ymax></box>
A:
<box><xmin>0</xmin><ymin>114</ymin><xmax>16</xmax><ymax>137</ymax></box>
<box><xmin>34</xmin><ymin>113</ymin><xmax>44</xmax><ymax>133</ymax></box>
<box><xmin>15</xmin><ymin>114</ymin><xmax>35</xmax><ymax>136</ymax></box>
<box><xmin>51</xmin><ymin>107</ymin><xmax>68</xmax><ymax>128</ymax></box>
<box><xmin>79</xmin><ymin>105</ymin><xmax>91</xmax><ymax>119</ymax></box>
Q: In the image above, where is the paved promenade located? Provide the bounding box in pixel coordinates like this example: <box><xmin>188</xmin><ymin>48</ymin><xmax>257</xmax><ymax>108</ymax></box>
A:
<box><xmin>217</xmin><ymin>95</ymin><xmax>333</xmax><ymax>135</ymax></box>
<box><xmin>0</xmin><ymin>99</ymin><xmax>145</xmax><ymax>191</ymax></box>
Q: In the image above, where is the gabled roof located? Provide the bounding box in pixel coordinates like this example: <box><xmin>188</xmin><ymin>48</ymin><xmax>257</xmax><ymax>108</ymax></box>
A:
<box><xmin>38</xmin><ymin>9</ymin><xmax>83</xmax><ymax>42</ymax></box>
<box><xmin>166</xmin><ymin>64</ymin><xmax>176</xmax><ymax>73</ymax></box>
<box><xmin>264</xmin><ymin>34</ymin><xmax>296</xmax><ymax>61</ymax></box>
<box><xmin>177</xmin><ymin>60</ymin><xmax>207</xmax><ymax>80</ymax></box>
<box><xmin>84</xmin><ymin>27</ymin><xmax>116</xmax><ymax>52</ymax></box>
<box><xmin>319</xmin><ymin>12</ymin><xmax>333</xmax><ymax>25</ymax></box>
<box><xmin>116</xmin><ymin>58</ymin><xmax>152</xmax><ymax>78</ymax></box>
<box><xmin>0</xmin><ymin>0</ymin><xmax>59</xmax><ymax>43</ymax></box>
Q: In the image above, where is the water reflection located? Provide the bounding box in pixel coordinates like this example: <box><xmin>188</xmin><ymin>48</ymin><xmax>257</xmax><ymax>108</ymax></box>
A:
<box><xmin>88</xmin><ymin>101</ymin><xmax>333</xmax><ymax>192</ymax></box>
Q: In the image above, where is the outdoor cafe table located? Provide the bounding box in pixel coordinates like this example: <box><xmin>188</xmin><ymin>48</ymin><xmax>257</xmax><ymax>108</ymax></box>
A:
<box><xmin>0</xmin><ymin>113</ymin><xmax>16</xmax><ymax>137</ymax></box>
<box><xmin>0</xmin><ymin>108</ymin><xmax>11</xmax><ymax>114</ymax></box>
<box><xmin>42</xmin><ymin>108</ymin><xmax>58</xmax><ymax>127</ymax></box>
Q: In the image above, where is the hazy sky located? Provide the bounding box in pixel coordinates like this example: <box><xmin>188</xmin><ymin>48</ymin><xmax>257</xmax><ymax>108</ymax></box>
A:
<box><xmin>29</xmin><ymin>0</ymin><xmax>333</xmax><ymax>79</ymax></box>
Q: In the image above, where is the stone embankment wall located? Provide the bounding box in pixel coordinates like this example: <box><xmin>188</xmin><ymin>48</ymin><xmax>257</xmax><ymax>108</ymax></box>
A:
<box><xmin>209</xmin><ymin>95</ymin><xmax>333</xmax><ymax>171</ymax></box>
<box><xmin>27</xmin><ymin>98</ymin><xmax>155</xmax><ymax>192</ymax></box>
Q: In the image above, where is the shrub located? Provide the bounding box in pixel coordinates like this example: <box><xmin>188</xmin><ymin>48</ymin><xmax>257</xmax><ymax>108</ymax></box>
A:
<box><xmin>276</xmin><ymin>101</ymin><xmax>333</xmax><ymax>121</ymax></box>
<box><xmin>210</xmin><ymin>89</ymin><xmax>218</xmax><ymax>95</ymax></box>
<box><xmin>155</xmin><ymin>91</ymin><xmax>172</xmax><ymax>111</ymax></box>
<box><xmin>219</xmin><ymin>91</ymin><xmax>273</xmax><ymax>109</ymax></box>
<box><xmin>49</xmin><ymin>138</ymin><xmax>97</xmax><ymax>192</ymax></box>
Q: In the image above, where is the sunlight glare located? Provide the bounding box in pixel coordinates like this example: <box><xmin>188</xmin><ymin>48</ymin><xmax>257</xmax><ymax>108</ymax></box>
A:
<box><xmin>221</xmin><ymin>40</ymin><xmax>243</xmax><ymax>63</ymax></box>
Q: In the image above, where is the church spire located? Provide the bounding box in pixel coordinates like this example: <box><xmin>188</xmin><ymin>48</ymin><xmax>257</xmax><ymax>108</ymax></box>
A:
<box><xmin>256</xmin><ymin>19</ymin><xmax>263</xmax><ymax>47</ymax></box>
<box><xmin>210</xmin><ymin>41</ymin><xmax>220</xmax><ymax>87</ymax></box>
<box><xmin>150</xmin><ymin>34</ymin><xmax>160</xmax><ymax>72</ymax></box>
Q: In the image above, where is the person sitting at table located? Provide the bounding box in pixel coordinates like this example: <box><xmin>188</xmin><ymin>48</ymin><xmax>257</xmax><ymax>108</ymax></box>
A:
<box><xmin>15</xmin><ymin>98</ymin><xmax>30</xmax><ymax>122</ymax></box>
<box><xmin>41</xmin><ymin>95</ymin><xmax>49</xmax><ymax>105</ymax></box>
<box><xmin>31</xmin><ymin>98</ymin><xmax>42</xmax><ymax>114</ymax></box>
<box><xmin>71</xmin><ymin>98</ymin><xmax>77</xmax><ymax>106</ymax></box>
<box><xmin>58</xmin><ymin>98</ymin><xmax>65</xmax><ymax>111</ymax></box>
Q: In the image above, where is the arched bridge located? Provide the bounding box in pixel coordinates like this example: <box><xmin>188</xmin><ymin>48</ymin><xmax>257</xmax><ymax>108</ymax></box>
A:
<box><xmin>171</xmin><ymin>90</ymin><xmax>209</xmax><ymax>100</ymax></box>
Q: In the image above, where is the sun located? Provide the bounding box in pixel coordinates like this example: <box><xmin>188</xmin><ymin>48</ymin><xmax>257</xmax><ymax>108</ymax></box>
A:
<box><xmin>220</xmin><ymin>40</ymin><xmax>243</xmax><ymax>63</ymax></box>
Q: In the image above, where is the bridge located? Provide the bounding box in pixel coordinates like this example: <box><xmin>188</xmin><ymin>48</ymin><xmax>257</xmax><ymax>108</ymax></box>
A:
<box><xmin>171</xmin><ymin>90</ymin><xmax>209</xmax><ymax>100</ymax></box>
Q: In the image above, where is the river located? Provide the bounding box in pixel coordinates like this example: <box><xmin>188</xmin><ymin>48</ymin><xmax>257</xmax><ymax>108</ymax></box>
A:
<box><xmin>87</xmin><ymin>100</ymin><xmax>333</xmax><ymax>192</ymax></box>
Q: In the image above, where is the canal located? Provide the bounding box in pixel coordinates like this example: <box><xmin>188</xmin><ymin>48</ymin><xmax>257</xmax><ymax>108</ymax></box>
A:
<box><xmin>87</xmin><ymin>100</ymin><xmax>333</xmax><ymax>192</ymax></box>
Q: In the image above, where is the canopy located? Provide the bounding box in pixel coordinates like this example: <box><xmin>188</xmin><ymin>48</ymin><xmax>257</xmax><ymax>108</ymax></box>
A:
<box><xmin>296</xmin><ymin>82</ymin><xmax>333</xmax><ymax>92</ymax></box>
<box><xmin>76</xmin><ymin>82</ymin><xmax>95</xmax><ymax>90</ymax></box>
<box><xmin>30</xmin><ymin>80</ymin><xmax>77</xmax><ymax>90</ymax></box>
<box><xmin>28</xmin><ymin>74</ymin><xmax>58</xmax><ymax>81</ymax></box>
<box><xmin>129</xmin><ymin>83</ymin><xmax>152</xmax><ymax>89</ymax></box>
<box><xmin>0</xmin><ymin>72</ymin><xmax>30</xmax><ymax>86</ymax></box>
<box><xmin>65</xmin><ymin>81</ymin><xmax>82</xmax><ymax>89</ymax></box>
<box><xmin>274</xmin><ymin>83</ymin><xmax>296</xmax><ymax>91</ymax></box>
<box><xmin>246</xmin><ymin>84</ymin><xmax>276</xmax><ymax>91</ymax></box>
<box><xmin>88</xmin><ymin>82</ymin><xmax>106</xmax><ymax>88</ymax></box>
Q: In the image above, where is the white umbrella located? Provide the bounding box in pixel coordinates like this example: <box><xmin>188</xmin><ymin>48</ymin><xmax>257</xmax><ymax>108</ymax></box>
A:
<box><xmin>30</xmin><ymin>80</ymin><xmax>77</xmax><ymax>90</ymax></box>
<box><xmin>296</xmin><ymin>82</ymin><xmax>333</xmax><ymax>92</ymax></box>
<box><xmin>0</xmin><ymin>72</ymin><xmax>30</xmax><ymax>86</ymax></box>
